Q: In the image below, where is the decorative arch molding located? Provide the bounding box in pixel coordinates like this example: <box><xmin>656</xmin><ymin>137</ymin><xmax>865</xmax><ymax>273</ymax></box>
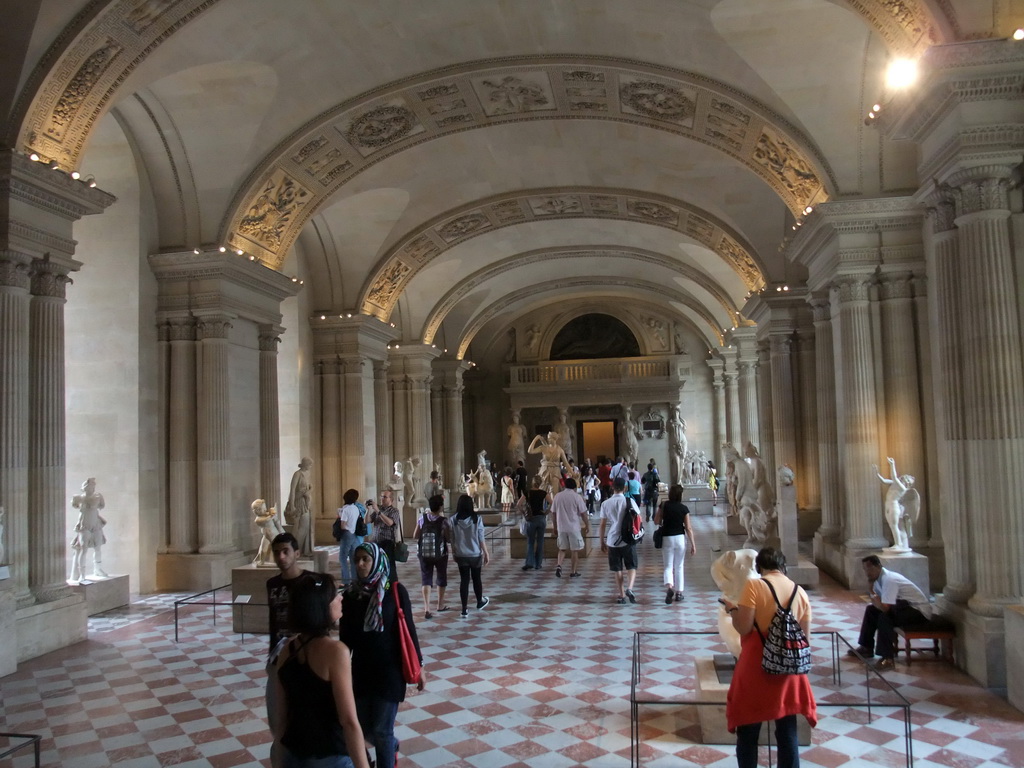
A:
<box><xmin>223</xmin><ymin>56</ymin><xmax>839</xmax><ymax>264</ymax></box>
<box><xmin>456</xmin><ymin>277</ymin><xmax>725</xmax><ymax>360</ymax></box>
<box><xmin>11</xmin><ymin>1</ymin><xmax>958</xmax><ymax>171</ymax></box>
<box><xmin>421</xmin><ymin>244</ymin><xmax>743</xmax><ymax>345</ymax></box>
<box><xmin>365</xmin><ymin>188</ymin><xmax>764</xmax><ymax>323</ymax></box>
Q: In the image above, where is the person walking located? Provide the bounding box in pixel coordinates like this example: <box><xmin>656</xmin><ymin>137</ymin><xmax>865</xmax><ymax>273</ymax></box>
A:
<box><xmin>522</xmin><ymin>477</ymin><xmax>550</xmax><ymax>571</ymax></box>
<box><xmin>654</xmin><ymin>484</ymin><xmax>696</xmax><ymax>603</ymax></box>
<box><xmin>413</xmin><ymin>495</ymin><xmax>451</xmax><ymax>619</ymax></box>
<box><xmin>367</xmin><ymin>490</ymin><xmax>401</xmax><ymax>581</ymax></box>
<box><xmin>337</xmin><ymin>489</ymin><xmax>361</xmax><ymax>587</ymax></box>
<box><xmin>551</xmin><ymin>477</ymin><xmax>588</xmax><ymax>578</ymax></box>
<box><xmin>450</xmin><ymin>494</ymin><xmax>491</xmax><ymax>618</ymax></box>
<box><xmin>598</xmin><ymin>477</ymin><xmax>639</xmax><ymax>604</ymax></box>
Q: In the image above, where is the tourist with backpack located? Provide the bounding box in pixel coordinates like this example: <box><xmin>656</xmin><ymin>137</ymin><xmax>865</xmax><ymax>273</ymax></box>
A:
<box><xmin>598</xmin><ymin>476</ymin><xmax>642</xmax><ymax>604</ymax></box>
<box><xmin>641</xmin><ymin>462</ymin><xmax>660</xmax><ymax>521</ymax></box>
<box><xmin>720</xmin><ymin>547</ymin><xmax>817</xmax><ymax>768</ymax></box>
<box><xmin>413</xmin><ymin>495</ymin><xmax>451</xmax><ymax>619</ymax></box>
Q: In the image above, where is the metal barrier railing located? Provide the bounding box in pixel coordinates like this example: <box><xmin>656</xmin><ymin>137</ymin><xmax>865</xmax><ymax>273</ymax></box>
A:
<box><xmin>0</xmin><ymin>732</ymin><xmax>42</xmax><ymax>767</ymax></box>
<box><xmin>630</xmin><ymin>630</ymin><xmax>914</xmax><ymax>768</ymax></box>
<box><xmin>173</xmin><ymin>585</ymin><xmax>268</xmax><ymax>642</ymax></box>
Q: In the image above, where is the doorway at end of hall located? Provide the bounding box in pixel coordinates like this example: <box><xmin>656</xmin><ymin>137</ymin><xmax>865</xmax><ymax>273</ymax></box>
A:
<box><xmin>578</xmin><ymin>420</ymin><xmax>616</xmax><ymax>465</ymax></box>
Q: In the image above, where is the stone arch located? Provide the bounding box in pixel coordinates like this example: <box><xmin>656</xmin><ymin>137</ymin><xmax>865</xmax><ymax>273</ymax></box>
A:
<box><xmin>547</xmin><ymin>312</ymin><xmax>642</xmax><ymax>360</ymax></box>
<box><xmin>420</xmin><ymin>244</ymin><xmax>741</xmax><ymax>346</ymax></box>
<box><xmin>367</xmin><ymin>188</ymin><xmax>762</xmax><ymax>324</ymax></box>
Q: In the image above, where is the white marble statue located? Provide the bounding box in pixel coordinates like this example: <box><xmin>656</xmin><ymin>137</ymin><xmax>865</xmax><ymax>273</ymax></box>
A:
<box><xmin>477</xmin><ymin>448</ymin><xmax>489</xmax><ymax>471</ymax></box>
<box><xmin>621</xmin><ymin>406</ymin><xmax>639</xmax><ymax>467</ymax></box>
<box><xmin>724</xmin><ymin>455</ymin><xmax>739</xmax><ymax>517</ymax></box>
<box><xmin>556</xmin><ymin>407</ymin><xmax>574</xmax><ymax>460</ymax></box>
<box><xmin>70</xmin><ymin>477</ymin><xmax>108</xmax><ymax>581</ymax></box>
<box><xmin>285</xmin><ymin>457</ymin><xmax>314</xmax><ymax>556</ymax></box>
<box><xmin>723</xmin><ymin>443</ymin><xmax>773</xmax><ymax>549</ymax></box>
<box><xmin>711</xmin><ymin>548</ymin><xmax>760</xmax><ymax>658</ymax></box>
<box><xmin>873</xmin><ymin>457</ymin><xmax>920</xmax><ymax>552</ymax></box>
<box><xmin>507</xmin><ymin>410</ymin><xmax>527</xmax><ymax>465</ymax></box>
<box><xmin>528</xmin><ymin>430</ymin><xmax>570</xmax><ymax>497</ymax></box>
<box><xmin>778</xmin><ymin>464</ymin><xmax>795</xmax><ymax>487</ymax></box>
<box><xmin>0</xmin><ymin>505</ymin><xmax>6</xmax><ymax>565</ymax></box>
<box><xmin>252</xmin><ymin>498</ymin><xmax>285</xmax><ymax>566</ymax></box>
<box><xmin>473</xmin><ymin>463</ymin><xmax>495</xmax><ymax>510</ymax></box>
<box><xmin>405</xmin><ymin>456</ymin><xmax>424</xmax><ymax>506</ymax></box>
<box><xmin>744</xmin><ymin>441</ymin><xmax>776</xmax><ymax>512</ymax></box>
<box><xmin>668</xmin><ymin>406</ymin><xmax>687</xmax><ymax>485</ymax></box>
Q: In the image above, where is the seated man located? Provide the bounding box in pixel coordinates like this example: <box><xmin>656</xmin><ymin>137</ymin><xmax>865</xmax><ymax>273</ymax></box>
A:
<box><xmin>849</xmin><ymin>554</ymin><xmax>931</xmax><ymax>670</ymax></box>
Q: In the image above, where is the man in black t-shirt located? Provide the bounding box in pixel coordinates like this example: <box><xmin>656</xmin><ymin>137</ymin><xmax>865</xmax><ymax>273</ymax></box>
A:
<box><xmin>514</xmin><ymin>460</ymin><xmax>529</xmax><ymax>497</ymax></box>
<box><xmin>266</xmin><ymin>532</ymin><xmax>321</xmax><ymax>653</ymax></box>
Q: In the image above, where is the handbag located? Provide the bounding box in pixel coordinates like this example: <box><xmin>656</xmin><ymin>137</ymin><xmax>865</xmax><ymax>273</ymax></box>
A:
<box><xmin>331</xmin><ymin>517</ymin><xmax>343</xmax><ymax>541</ymax></box>
<box><xmin>394</xmin><ymin>540</ymin><xmax>410</xmax><ymax>562</ymax></box>
<box><xmin>518</xmin><ymin>517</ymin><xmax>528</xmax><ymax>537</ymax></box>
<box><xmin>391</xmin><ymin>583</ymin><xmax>422</xmax><ymax>684</ymax></box>
<box><xmin>653</xmin><ymin>527</ymin><xmax>664</xmax><ymax>549</ymax></box>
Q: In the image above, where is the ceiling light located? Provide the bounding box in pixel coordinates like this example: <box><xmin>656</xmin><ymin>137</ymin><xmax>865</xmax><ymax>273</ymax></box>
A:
<box><xmin>346</xmin><ymin>313</ymin><xmax>352</xmax><ymax>318</ymax></box>
<box><xmin>193</xmin><ymin>248</ymin><xmax>200</xmax><ymax>254</ymax></box>
<box><xmin>71</xmin><ymin>171</ymin><xmax>80</xmax><ymax>180</ymax></box>
<box><xmin>235</xmin><ymin>249</ymin><xmax>243</xmax><ymax>255</ymax></box>
<box><xmin>1014</xmin><ymin>28</ymin><xmax>1024</xmax><ymax>40</ymax></box>
<box><xmin>885</xmin><ymin>58</ymin><xmax>918</xmax><ymax>89</ymax></box>
<box><xmin>218</xmin><ymin>246</ymin><xmax>226</xmax><ymax>252</ymax></box>
<box><xmin>47</xmin><ymin>160</ymin><xmax>59</xmax><ymax>170</ymax></box>
<box><xmin>29</xmin><ymin>153</ymin><xmax>40</xmax><ymax>162</ymax></box>
<box><xmin>320</xmin><ymin>315</ymin><xmax>325</xmax><ymax>320</ymax></box>
<box><xmin>872</xmin><ymin>103</ymin><xmax>881</xmax><ymax>112</ymax></box>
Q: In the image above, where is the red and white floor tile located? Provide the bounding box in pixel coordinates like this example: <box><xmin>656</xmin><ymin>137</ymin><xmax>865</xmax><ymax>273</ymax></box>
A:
<box><xmin>2</xmin><ymin>512</ymin><xmax>1022</xmax><ymax>767</ymax></box>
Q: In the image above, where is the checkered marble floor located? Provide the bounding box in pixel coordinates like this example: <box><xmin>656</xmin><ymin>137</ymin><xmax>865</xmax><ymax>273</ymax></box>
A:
<box><xmin>2</xmin><ymin>511</ymin><xmax>1023</xmax><ymax>767</ymax></box>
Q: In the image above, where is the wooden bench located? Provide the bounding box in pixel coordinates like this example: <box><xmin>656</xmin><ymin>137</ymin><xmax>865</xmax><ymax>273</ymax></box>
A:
<box><xmin>895</xmin><ymin>620</ymin><xmax>956</xmax><ymax>666</ymax></box>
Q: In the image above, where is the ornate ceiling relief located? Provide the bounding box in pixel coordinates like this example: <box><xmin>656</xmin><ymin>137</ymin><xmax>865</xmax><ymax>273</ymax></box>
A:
<box><xmin>222</xmin><ymin>57</ymin><xmax>833</xmax><ymax>266</ymax></box>
<box><xmin>359</xmin><ymin>187</ymin><xmax>765</xmax><ymax>320</ymax></box>
<box><xmin>236</xmin><ymin>171</ymin><xmax>310</xmax><ymax>252</ymax></box>
<box><xmin>842</xmin><ymin>0</ymin><xmax>941</xmax><ymax>53</ymax></box>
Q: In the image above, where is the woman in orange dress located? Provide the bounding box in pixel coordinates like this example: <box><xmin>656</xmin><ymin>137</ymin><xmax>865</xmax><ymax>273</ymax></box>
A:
<box><xmin>721</xmin><ymin>547</ymin><xmax>817</xmax><ymax>768</ymax></box>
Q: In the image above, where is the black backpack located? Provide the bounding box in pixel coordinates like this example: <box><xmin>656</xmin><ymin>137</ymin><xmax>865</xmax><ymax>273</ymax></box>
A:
<box><xmin>354</xmin><ymin>511</ymin><xmax>368</xmax><ymax>537</ymax></box>
<box><xmin>757</xmin><ymin>580</ymin><xmax>811</xmax><ymax>675</ymax></box>
<box><xmin>618</xmin><ymin>498</ymin><xmax>645</xmax><ymax>544</ymax></box>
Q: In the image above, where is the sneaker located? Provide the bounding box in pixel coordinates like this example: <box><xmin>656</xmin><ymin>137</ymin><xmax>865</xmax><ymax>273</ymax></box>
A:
<box><xmin>873</xmin><ymin>657</ymin><xmax>895</xmax><ymax>672</ymax></box>
<box><xmin>477</xmin><ymin>596</ymin><xmax>490</xmax><ymax>611</ymax></box>
<box><xmin>570</xmin><ymin>571</ymin><xmax>581</xmax><ymax>578</ymax></box>
<box><xmin>846</xmin><ymin>646</ymin><xmax>873</xmax><ymax>659</ymax></box>
<box><xmin>460</xmin><ymin>608</ymin><xmax>468</xmax><ymax>618</ymax></box>
<box><xmin>616</xmin><ymin>597</ymin><xmax>627</xmax><ymax>605</ymax></box>
<box><xmin>675</xmin><ymin>592</ymin><xmax>684</xmax><ymax>602</ymax></box>
<box><xmin>521</xmin><ymin>565</ymin><xmax>534</xmax><ymax>571</ymax></box>
<box><xmin>555</xmin><ymin>565</ymin><xmax>562</xmax><ymax>578</ymax></box>
<box><xmin>625</xmin><ymin>589</ymin><xmax>637</xmax><ymax>604</ymax></box>
<box><xmin>665</xmin><ymin>587</ymin><xmax>674</xmax><ymax>605</ymax></box>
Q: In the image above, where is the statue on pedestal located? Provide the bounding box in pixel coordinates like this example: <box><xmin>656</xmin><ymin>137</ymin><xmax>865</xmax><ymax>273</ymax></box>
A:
<box><xmin>528</xmin><ymin>431</ymin><xmax>569</xmax><ymax>497</ymax></box>
<box><xmin>70</xmin><ymin>477</ymin><xmax>108</xmax><ymax>581</ymax></box>
<box><xmin>744</xmin><ymin>441</ymin><xmax>776</xmax><ymax>511</ymax></box>
<box><xmin>252</xmin><ymin>498</ymin><xmax>285</xmax><ymax>566</ymax></box>
<box><xmin>668</xmin><ymin>406</ymin><xmax>687</xmax><ymax>485</ymax></box>
<box><xmin>620</xmin><ymin>407</ymin><xmax>639</xmax><ymax>467</ymax></box>
<box><xmin>723</xmin><ymin>443</ymin><xmax>773</xmax><ymax>549</ymax></box>
<box><xmin>711</xmin><ymin>548</ymin><xmax>759</xmax><ymax>658</ymax></box>
<box><xmin>472</xmin><ymin>459</ymin><xmax>495</xmax><ymax>510</ymax></box>
<box><xmin>404</xmin><ymin>456</ymin><xmax>424</xmax><ymax>506</ymax></box>
<box><xmin>873</xmin><ymin>457</ymin><xmax>920</xmax><ymax>552</ymax></box>
<box><xmin>556</xmin><ymin>407</ymin><xmax>574</xmax><ymax>460</ymax></box>
<box><xmin>285</xmin><ymin>457</ymin><xmax>314</xmax><ymax>556</ymax></box>
<box><xmin>507</xmin><ymin>410</ymin><xmax>527</xmax><ymax>465</ymax></box>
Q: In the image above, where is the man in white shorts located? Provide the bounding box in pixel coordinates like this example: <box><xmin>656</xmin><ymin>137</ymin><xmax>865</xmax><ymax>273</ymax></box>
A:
<box><xmin>551</xmin><ymin>477</ymin><xmax>589</xmax><ymax>578</ymax></box>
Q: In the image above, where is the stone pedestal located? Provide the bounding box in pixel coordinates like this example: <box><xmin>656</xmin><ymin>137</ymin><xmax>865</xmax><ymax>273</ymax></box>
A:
<box><xmin>68</xmin><ymin>574</ymin><xmax>129</xmax><ymax>616</ymax></box>
<box><xmin>683</xmin><ymin>486</ymin><xmax>716</xmax><ymax>515</ymax></box>
<box><xmin>935</xmin><ymin>596</ymin><xmax>1006</xmax><ymax>689</ymax></box>
<box><xmin>878</xmin><ymin>551</ymin><xmax>930</xmax><ymax>597</ymax></box>
<box><xmin>0</xmin><ymin>575</ymin><xmax>17</xmax><ymax>677</ymax></box>
<box><xmin>156</xmin><ymin>551</ymin><xmax>249</xmax><ymax>592</ymax></box>
<box><xmin>694</xmin><ymin>655</ymin><xmax>811</xmax><ymax>745</ymax></box>
<box><xmin>727</xmin><ymin>514</ymin><xmax>746</xmax><ymax>536</ymax></box>
<box><xmin>16</xmin><ymin>592</ymin><xmax>87</xmax><ymax>663</ymax></box>
<box><xmin>509</xmin><ymin>521</ymin><xmax>593</xmax><ymax>560</ymax></box>
<box><xmin>778</xmin><ymin>483</ymin><xmax>819</xmax><ymax>588</ymax></box>
<box><xmin>1005</xmin><ymin>606</ymin><xmax>1024</xmax><ymax>712</ymax></box>
<box><xmin>231</xmin><ymin>553</ymin><xmax>330</xmax><ymax>633</ymax></box>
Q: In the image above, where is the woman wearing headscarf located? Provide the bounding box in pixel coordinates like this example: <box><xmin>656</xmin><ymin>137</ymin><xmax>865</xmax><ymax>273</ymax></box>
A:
<box><xmin>450</xmin><ymin>494</ymin><xmax>490</xmax><ymax>618</ymax></box>
<box><xmin>339</xmin><ymin>543</ymin><xmax>422</xmax><ymax>768</ymax></box>
<box><xmin>271</xmin><ymin>573</ymin><xmax>370</xmax><ymax>768</ymax></box>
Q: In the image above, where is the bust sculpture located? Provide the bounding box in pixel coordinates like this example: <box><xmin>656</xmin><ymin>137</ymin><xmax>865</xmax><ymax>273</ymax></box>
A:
<box><xmin>285</xmin><ymin>457</ymin><xmax>314</xmax><ymax>556</ymax></box>
<box><xmin>252</xmin><ymin>498</ymin><xmax>285</xmax><ymax>566</ymax></box>
<box><xmin>711</xmin><ymin>548</ymin><xmax>760</xmax><ymax>658</ymax></box>
<box><xmin>874</xmin><ymin>457</ymin><xmax>920</xmax><ymax>552</ymax></box>
<box><xmin>528</xmin><ymin>431</ymin><xmax>569</xmax><ymax>497</ymax></box>
<box><xmin>70</xmin><ymin>477</ymin><xmax>108</xmax><ymax>581</ymax></box>
<box><xmin>507</xmin><ymin>411</ymin><xmax>527</xmax><ymax>465</ymax></box>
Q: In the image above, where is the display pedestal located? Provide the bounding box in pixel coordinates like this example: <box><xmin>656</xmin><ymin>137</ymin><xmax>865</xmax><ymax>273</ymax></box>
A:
<box><xmin>0</xmin><ymin>577</ymin><xmax>17</xmax><ymax>676</ymax></box>
<box><xmin>509</xmin><ymin>520</ymin><xmax>593</xmax><ymax>560</ymax></box>
<box><xmin>878</xmin><ymin>551</ymin><xmax>930</xmax><ymax>597</ymax></box>
<box><xmin>231</xmin><ymin>551</ymin><xmax>330</xmax><ymax>633</ymax></box>
<box><xmin>157</xmin><ymin>551</ymin><xmax>249</xmax><ymax>591</ymax></box>
<box><xmin>694</xmin><ymin>655</ymin><xmax>811</xmax><ymax>745</ymax></box>
<box><xmin>17</xmin><ymin>592</ymin><xmax>87</xmax><ymax>664</ymax></box>
<box><xmin>68</xmin><ymin>574</ymin><xmax>129</xmax><ymax>615</ymax></box>
<box><xmin>683</xmin><ymin>486</ymin><xmax>716</xmax><ymax>515</ymax></box>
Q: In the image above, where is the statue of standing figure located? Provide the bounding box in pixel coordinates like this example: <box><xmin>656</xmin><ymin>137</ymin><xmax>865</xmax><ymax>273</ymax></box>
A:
<box><xmin>873</xmin><ymin>457</ymin><xmax>920</xmax><ymax>552</ymax></box>
<box><xmin>507</xmin><ymin>410</ymin><xmax>527</xmax><ymax>465</ymax></box>
<box><xmin>528</xmin><ymin>431</ymin><xmax>570</xmax><ymax>497</ymax></box>
<box><xmin>744</xmin><ymin>442</ymin><xmax>776</xmax><ymax>512</ymax></box>
<box><xmin>723</xmin><ymin>443</ymin><xmax>773</xmax><ymax>548</ymax></box>
<box><xmin>668</xmin><ymin>406</ymin><xmax>688</xmax><ymax>485</ymax></box>
<box><xmin>556</xmin><ymin>407</ymin><xmax>574</xmax><ymax>460</ymax></box>
<box><xmin>252</xmin><ymin>498</ymin><xmax>285</xmax><ymax>566</ymax></box>
<box><xmin>285</xmin><ymin>457</ymin><xmax>314</xmax><ymax>556</ymax></box>
<box><xmin>621</xmin><ymin>406</ymin><xmax>639</xmax><ymax>467</ymax></box>
<box><xmin>70</xmin><ymin>477</ymin><xmax>108</xmax><ymax>581</ymax></box>
<box><xmin>405</xmin><ymin>456</ymin><xmax>424</xmax><ymax>506</ymax></box>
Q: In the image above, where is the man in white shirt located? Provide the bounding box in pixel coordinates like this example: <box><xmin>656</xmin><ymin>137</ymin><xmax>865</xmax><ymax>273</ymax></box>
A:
<box><xmin>599</xmin><ymin>477</ymin><xmax>639</xmax><ymax>604</ymax></box>
<box><xmin>551</xmin><ymin>478</ymin><xmax>589</xmax><ymax>578</ymax></box>
<box><xmin>849</xmin><ymin>554</ymin><xmax>931</xmax><ymax>670</ymax></box>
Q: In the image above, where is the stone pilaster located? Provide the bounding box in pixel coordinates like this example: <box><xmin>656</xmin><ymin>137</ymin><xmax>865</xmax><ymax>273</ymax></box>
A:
<box><xmin>755</xmin><ymin>340</ymin><xmax>775</xmax><ymax>475</ymax></box>
<box><xmin>834</xmin><ymin>275</ymin><xmax>886</xmax><ymax>550</ymax></box>
<box><xmin>165</xmin><ymin>316</ymin><xmax>197</xmax><ymax>554</ymax></box>
<box><xmin>768</xmin><ymin>334</ymin><xmax>796</xmax><ymax>475</ymax></box>
<box><xmin>0</xmin><ymin>252</ymin><xmax>32</xmax><ymax>603</ymax></box>
<box><xmin>434</xmin><ymin>359</ymin><xmax>471</xmax><ymax>492</ymax></box>
<box><xmin>389</xmin><ymin>371</ymin><xmax>409</xmax><ymax>466</ymax></box>
<box><xmin>374</xmin><ymin>360</ymin><xmax>392</xmax><ymax>491</ymax></box>
<box><xmin>795</xmin><ymin>324</ymin><xmax>819</xmax><ymax>512</ymax></box>
<box><xmin>947</xmin><ymin>169</ymin><xmax>1024</xmax><ymax>619</ymax></box>
<box><xmin>810</xmin><ymin>296</ymin><xmax>841</xmax><ymax>543</ymax></box>
<box><xmin>430</xmin><ymin>382</ymin><xmax>444</xmax><ymax>474</ymax></box>
<box><xmin>713</xmin><ymin>371</ymin><xmax>727</xmax><ymax>470</ymax></box>
<box><xmin>258</xmin><ymin>325</ymin><xmax>283</xmax><ymax>510</ymax></box>
<box><xmin>719</xmin><ymin>347</ymin><xmax>740</xmax><ymax>449</ymax></box>
<box><xmin>340</xmin><ymin>355</ymin><xmax>377</xmax><ymax>498</ymax></box>
<box><xmin>195</xmin><ymin>314</ymin><xmax>234</xmax><ymax>554</ymax></box>
<box><xmin>319</xmin><ymin>359</ymin><xmax>342</xmax><ymax>513</ymax></box>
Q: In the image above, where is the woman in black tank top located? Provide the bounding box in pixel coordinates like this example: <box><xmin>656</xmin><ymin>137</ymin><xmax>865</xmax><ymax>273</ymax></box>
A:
<box><xmin>271</xmin><ymin>574</ymin><xmax>370</xmax><ymax>768</ymax></box>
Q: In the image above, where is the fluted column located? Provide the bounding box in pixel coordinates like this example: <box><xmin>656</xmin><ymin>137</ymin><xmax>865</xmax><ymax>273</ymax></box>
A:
<box><xmin>258</xmin><ymin>325</ymin><xmax>283</xmax><ymax>510</ymax></box>
<box><xmin>769</xmin><ymin>334</ymin><xmax>796</xmax><ymax>475</ymax></box>
<box><xmin>166</xmin><ymin>317</ymin><xmax>197</xmax><ymax>553</ymax></box>
<box><xmin>445</xmin><ymin>382</ymin><xmax>466</xmax><ymax>487</ymax></box>
<box><xmin>389</xmin><ymin>372</ymin><xmax>409</xmax><ymax>466</ymax></box>
<box><xmin>877</xmin><ymin>273</ymin><xmax>926</xmax><ymax>547</ymax></box>
<box><xmin>738</xmin><ymin>359</ymin><xmax>759</xmax><ymax>447</ymax></box>
<box><xmin>340</xmin><ymin>356</ymin><xmax>377</xmax><ymax>497</ymax></box>
<box><xmin>430</xmin><ymin>382</ymin><xmax>444</xmax><ymax>473</ymax></box>
<box><xmin>0</xmin><ymin>252</ymin><xmax>32</xmax><ymax>603</ymax></box>
<box><xmin>320</xmin><ymin>359</ymin><xmax>342</xmax><ymax>513</ymax></box>
<box><xmin>811</xmin><ymin>296</ymin><xmax>841</xmax><ymax>542</ymax></box>
<box><xmin>755</xmin><ymin>341</ymin><xmax>775</xmax><ymax>475</ymax></box>
<box><xmin>374</xmin><ymin>360</ymin><xmax>392</xmax><ymax>491</ymax></box>
<box><xmin>712</xmin><ymin>371</ymin><xmax>727</xmax><ymax>469</ymax></box>
<box><xmin>835</xmin><ymin>276</ymin><xmax>886</xmax><ymax>549</ymax></box>
<box><xmin>408</xmin><ymin>371</ymin><xmax>433</xmax><ymax>474</ymax></box>
<box><xmin>795</xmin><ymin>325</ymin><xmax>819</xmax><ymax>511</ymax></box>
<box><xmin>912</xmin><ymin>275</ymin><xmax>941</xmax><ymax>548</ymax></box>
<box><xmin>195</xmin><ymin>315</ymin><xmax>234</xmax><ymax>554</ymax></box>
<box><xmin>948</xmin><ymin>170</ymin><xmax>1024</xmax><ymax>618</ymax></box>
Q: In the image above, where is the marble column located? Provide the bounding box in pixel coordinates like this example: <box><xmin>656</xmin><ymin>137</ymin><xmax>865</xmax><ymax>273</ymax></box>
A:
<box><xmin>340</xmin><ymin>356</ymin><xmax>377</xmax><ymax>497</ymax></box>
<box><xmin>374</xmin><ymin>360</ymin><xmax>392</xmax><ymax>492</ymax></box>
<box><xmin>712</xmin><ymin>370</ymin><xmax>727</xmax><ymax>469</ymax></box>
<box><xmin>195</xmin><ymin>315</ymin><xmax>234</xmax><ymax>554</ymax></box>
<box><xmin>28</xmin><ymin>257</ymin><xmax>73</xmax><ymax>601</ymax></box>
<box><xmin>948</xmin><ymin>170</ymin><xmax>1024</xmax><ymax>618</ymax></box>
<box><xmin>755</xmin><ymin>341</ymin><xmax>775</xmax><ymax>476</ymax></box>
<box><xmin>166</xmin><ymin>317</ymin><xmax>197</xmax><ymax>554</ymax></box>
<box><xmin>430</xmin><ymin>383</ymin><xmax>445</xmax><ymax>475</ymax></box>
<box><xmin>434</xmin><ymin>360</ymin><xmax>469</xmax><ymax>492</ymax></box>
<box><xmin>912</xmin><ymin>275</ymin><xmax>941</xmax><ymax>548</ymax></box>
<box><xmin>769</xmin><ymin>334</ymin><xmax>797</xmax><ymax>474</ymax></box>
<box><xmin>258</xmin><ymin>325</ymin><xmax>283</xmax><ymax>510</ymax></box>
<box><xmin>0</xmin><ymin>252</ymin><xmax>32</xmax><ymax>603</ymax></box>
<box><xmin>795</xmin><ymin>325</ymin><xmax>819</xmax><ymax>512</ymax></box>
<box><xmin>877</xmin><ymin>273</ymin><xmax>926</xmax><ymax>547</ymax></box>
<box><xmin>408</xmin><ymin>371</ymin><xmax>434</xmax><ymax>474</ymax></box>
<box><xmin>389</xmin><ymin>372</ymin><xmax>409</xmax><ymax>467</ymax></box>
<box><xmin>834</xmin><ymin>276</ymin><xmax>886</xmax><ymax>549</ymax></box>
<box><xmin>738</xmin><ymin>359</ymin><xmax>759</xmax><ymax>448</ymax></box>
<box><xmin>319</xmin><ymin>359</ymin><xmax>342</xmax><ymax>513</ymax></box>
<box><xmin>810</xmin><ymin>296</ymin><xmax>841</xmax><ymax>542</ymax></box>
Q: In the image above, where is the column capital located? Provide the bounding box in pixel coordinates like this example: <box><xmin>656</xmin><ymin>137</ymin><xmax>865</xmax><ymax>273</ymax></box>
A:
<box><xmin>196</xmin><ymin>314</ymin><xmax>233</xmax><ymax>340</ymax></box>
<box><xmin>258</xmin><ymin>323</ymin><xmax>284</xmax><ymax>352</ymax></box>
<box><xmin>832</xmin><ymin>274</ymin><xmax>872</xmax><ymax>304</ymax></box>
<box><xmin>808</xmin><ymin>293</ymin><xmax>831</xmax><ymax>323</ymax></box>
<box><xmin>0</xmin><ymin>250</ymin><xmax>32</xmax><ymax>290</ymax></box>
<box><xmin>769</xmin><ymin>335</ymin><xmax>793</xmax><ymax>356</ymax></box>
<box><xmin>164</xmin><ymin>316</ymin><xmax>196</xmax><ymax>342</ymax></box>
<box><xmin>944</xmin><ymin>167</ymin><xmax>1012</xmax><ymax>217</ymax></box>
<box><xmin>877</xmin><ymin>272</ymin><xmax>914</xmax><ymax>301</ymax></box>
<box><xmin>29</xmin><ymin>255</ymin><xmax>73</xmax><ymax>299</ymax></box>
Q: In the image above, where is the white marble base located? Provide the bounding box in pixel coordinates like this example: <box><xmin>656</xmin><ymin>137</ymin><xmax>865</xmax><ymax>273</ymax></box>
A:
<box><xmin>0</xmin><ymin>579</ymin><xmax>17</xmax><ymax>677</ymax></box>
<box><xmin>787</xmin><ymin>560</ymin><xmax>820</xmax><ymax>589</ymax></box>
<box><xmin>877</xmin><ymin>551</ymin><xmax>929</xmax><ymax>598</ymax></box>
<box><xmin>156</xmin><ymin>551</ymin><xmax>249</xmax><ymax>592</ymax></box>
<box><xmin>231</xmin><ymin>552</ymin><xmax>330</xmax><ymax>634</ymax></box>
<box><xmin>68</xmin><ymin>573</ymin><xmax>129</xmax><ymax>616</ymax></box>
<box><xmin>1005</xmin><ymin>606</ymin><xmax>1024</xmax><ymax>711</ymax></box>
<box><xmin>694</xmin><ymin>655</ymin><xmax>811</xmax><ymax>745</ymax></box>
<box><xmin>935</xmin><ymin>596</ymin><xmax>1006</xmax><ymax>689</ymax></box>
<box><xmin>16</xmin><ymin>592</ymin><xmax>87</xmax><ymax>664</ymax></box>
<box><xmin>682</xmin><ymin>486</ymin><xmax>717</xmax><ymax>516</ymax></box>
